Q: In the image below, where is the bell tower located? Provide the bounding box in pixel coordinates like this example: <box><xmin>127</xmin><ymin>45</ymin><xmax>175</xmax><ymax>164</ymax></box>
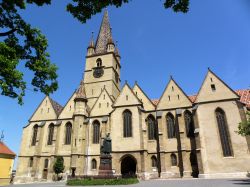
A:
<box><xmin>83</xmin><ymin>10</ymin><xmax>121</xmax><ymax>108</ymax></box>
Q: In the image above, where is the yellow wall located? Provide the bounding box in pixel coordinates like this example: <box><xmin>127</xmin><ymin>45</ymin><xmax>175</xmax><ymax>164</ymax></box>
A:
<box><xmin>0</xmin><ymin>156</ymin><xmax>14</xmax><ymax>186</ymax></box>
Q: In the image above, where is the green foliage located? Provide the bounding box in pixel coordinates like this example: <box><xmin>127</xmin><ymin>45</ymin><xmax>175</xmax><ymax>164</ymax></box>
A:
<box><xmin>67</xmin><ymin>178</ymin><xmax>139</xmax><ymax>186</ymax></box>
<box><xmin>53</xmin><ymin>156</ymin><xmax>65</xmax><ymax>176</ymax></box>
<box><xmin>67</xmin><ymin>0</ymin><xmax>189</xmax><ymax>23</ymax></box>
<box><xmin>0</xmin><ymin>0</ymin><xmax>57</xmax><ymax>105</ymax></box>
<box><xmin>1</xmin><ymin>0</ymin><xmax>189</xmax><ymax>104</ymax></box>
<box><xmin>237</xmin><ymin>111</ymin><xmax>250</xmax><ymax>136</ymax></box>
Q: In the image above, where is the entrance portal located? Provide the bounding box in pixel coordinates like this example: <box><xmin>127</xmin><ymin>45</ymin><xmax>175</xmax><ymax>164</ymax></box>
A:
<box><xmin>121</xmin><ymin>155</ymin><xmax>136</xmax><ymax>178</ymax></box>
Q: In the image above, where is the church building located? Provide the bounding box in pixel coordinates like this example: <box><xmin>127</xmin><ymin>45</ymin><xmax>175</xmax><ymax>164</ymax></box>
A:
<box><xmin>15</xmin><ymin>11</ymin><xmax>250</xmax><ymax>183</ymax></box>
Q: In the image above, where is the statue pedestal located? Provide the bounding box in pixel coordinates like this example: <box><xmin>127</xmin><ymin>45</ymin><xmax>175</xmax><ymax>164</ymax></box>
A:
<box><xmin>98</xmin><ymin>154</ymin><xmax>113</xmax><ymax>177</ymax></box>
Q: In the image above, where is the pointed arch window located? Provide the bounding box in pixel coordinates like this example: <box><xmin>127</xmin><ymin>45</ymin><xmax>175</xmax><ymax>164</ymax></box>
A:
<box><xmin>65</xmin><ymin>122</ymin><xmax>72</xmax><ymax>145</ymax></box>
<box><xmin>151</xmin><ymin>156</ymin><xmax>157</xmax><ymax>168</ymax></box>
<box><xmin>184</xmin><ymin>111</ymin><xmax>195</xmax><ymax>138</ymax></box>
<box><xmin>147</xmin><ymin>115</ymin><xmax>156</xmax><ymax>140</ymax></box>
<box><xmin>166</xmin><ymin>113</ymin><xmax>175</xmax><ymax>139</ymax></box>
<box><xmin>215</xmin><ymin>108</ymin><xmax>233</xmax><ymax>157</ymax></box>
<box><xmin>93</xmin><ymin>120</ymin><xmax>100</xmax><ymax>144</ymax></box>
<box><xmin>31</xmin><ymin>124</ymin><xmax>38</xmax><ymax>146</ymax></box>
<box><xmin>47</xmin><ymin>123</ymin><xmax>54</xmax><ymax>145</ymax></box>
<box><xmin>91</xmin><ymin>159</ymin><xmax>97</xmax><ymax>169</ymax></box>
<box><xmin>123</xmin><ymin>110</ymin><xmax>132</xmax><ymax>137</ymax></box>
<box><xmin>171</xmin><ymin>153</ymin><xmax>177</xmax><ymax>166</ymax></box>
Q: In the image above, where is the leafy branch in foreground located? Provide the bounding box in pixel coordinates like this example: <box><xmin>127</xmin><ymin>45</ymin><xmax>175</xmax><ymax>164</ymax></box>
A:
<box><xmin>0</xmin><ymin>0</ymin><xmax>58</xmax><ymax>104</ymax></box>
<box><xmin>66</xmin><ymin>0</ymin><xmax>189</xmax><ymax>23</ymax></box>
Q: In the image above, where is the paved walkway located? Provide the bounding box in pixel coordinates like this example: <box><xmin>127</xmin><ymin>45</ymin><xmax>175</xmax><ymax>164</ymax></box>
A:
<box><xmin>9</xmin><ymin>178</ymin><xmax>250</xmax><ymax>187</ymax></box>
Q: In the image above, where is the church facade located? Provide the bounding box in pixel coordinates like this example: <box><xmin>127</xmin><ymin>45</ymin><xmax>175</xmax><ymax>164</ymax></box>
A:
<box><xmin>15</xmin><ymin>11</ymin><xmax>250</xmax><ymax>183</ymax></box>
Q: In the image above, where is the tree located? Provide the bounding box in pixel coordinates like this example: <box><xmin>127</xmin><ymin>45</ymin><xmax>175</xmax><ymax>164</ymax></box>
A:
<box><xmin>53</xmin><ymin>156</ymin><xmax>64</xmax><ymax>180</ymax></box>
<box><xmin>237</xmin><ymin>111</ymin><xmax>250</xmax><ymax>136</ymax></box>
<box><xmin>1</xmin><ymin>0</ymin><xmax>189</xmax><ymax>104</ymax></box>
<box><xmin>0</xmin><ymin>0</ymin><xmax>58</xmax><ymax>105</ymax></box>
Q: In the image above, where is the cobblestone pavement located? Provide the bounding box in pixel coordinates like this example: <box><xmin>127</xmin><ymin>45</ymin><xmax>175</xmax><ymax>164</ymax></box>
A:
<box><xmin>9</xmin><ymin>178</ymin><xmax>250</xmax><ymax>187</ymax></box>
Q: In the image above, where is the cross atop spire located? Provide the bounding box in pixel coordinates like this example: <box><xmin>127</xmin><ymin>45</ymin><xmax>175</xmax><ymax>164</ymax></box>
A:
<box><xmin>95</xmin><ymin>10</ymin><xmax>112</xmax><ymax>54</ymax></box>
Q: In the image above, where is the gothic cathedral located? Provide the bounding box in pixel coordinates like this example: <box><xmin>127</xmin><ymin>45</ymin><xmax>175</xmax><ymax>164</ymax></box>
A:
<box><xmin>15</xmin><ymin>11</ymin><xmax>250</xmax><ymax>183</ymax></box>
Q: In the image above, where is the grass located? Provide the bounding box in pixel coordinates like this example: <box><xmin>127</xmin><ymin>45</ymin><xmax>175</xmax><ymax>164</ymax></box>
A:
<box><xmin>67</xmin><ymin>178</ymin><xmax>139</xmax><ymax>186</ymax></box>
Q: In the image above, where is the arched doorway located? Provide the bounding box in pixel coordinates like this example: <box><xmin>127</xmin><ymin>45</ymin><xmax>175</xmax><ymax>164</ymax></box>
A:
<box><xmin>120</xmin><ymin>155</ymin><xmax>137</xmax><ymax>178</ymax></box>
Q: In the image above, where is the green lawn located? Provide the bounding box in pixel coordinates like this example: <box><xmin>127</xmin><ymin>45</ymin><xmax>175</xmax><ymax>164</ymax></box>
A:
<box><xmin>67</xmin><ymin>178</ymin><xmax>139</xmax><ymax>186</ymax></box>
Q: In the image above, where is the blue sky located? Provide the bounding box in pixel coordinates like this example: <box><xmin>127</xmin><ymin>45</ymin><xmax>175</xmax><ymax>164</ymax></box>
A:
<box><xmin>0</xmin><ymin>0</ymin><xmax>250</xmax><ymax>167</ymax></box>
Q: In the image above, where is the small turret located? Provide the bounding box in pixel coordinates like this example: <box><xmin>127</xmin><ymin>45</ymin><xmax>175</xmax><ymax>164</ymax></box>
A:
<box><xmin>87</xmin><ymin>32</ymin><xmax>95</xmax><ymax>56</ymax></box>
<box><xmin>107</xmin><ymin>34</ymin><xmax>115</xmax><ymax>52</ymax></box>
<box><xmin>74</xmin><ymin>80</ymin><xmax>88</xmax><ymax>116</ymax></box>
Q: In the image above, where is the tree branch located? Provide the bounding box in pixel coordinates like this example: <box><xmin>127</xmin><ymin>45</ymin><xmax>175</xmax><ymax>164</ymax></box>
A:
<box><xmin>0</xmin><ymin>29</ymin><xmax>18</xmax><ymax>37</ymax></box>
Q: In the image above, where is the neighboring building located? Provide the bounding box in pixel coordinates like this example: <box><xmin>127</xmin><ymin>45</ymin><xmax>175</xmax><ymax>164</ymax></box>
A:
<box><xmin>0</xmin><ymin>141</ymin><xmax>16</xmax><ymax>186</ymax></box>
<box><xmin>15</xmin><ymin>11</ymin><xmax>250</xmax><ymax>183</ymax></box>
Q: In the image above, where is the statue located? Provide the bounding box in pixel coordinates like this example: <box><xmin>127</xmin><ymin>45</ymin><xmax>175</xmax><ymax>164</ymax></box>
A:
<box><xmin>99</xmin><ymin>133</ymin><xmax>113</xmax><ymax>176</ymax></box>
<box><xmin>101</xmin><ymin>133</ymin><xmax>112</xmax><ymax>154</ymax></box>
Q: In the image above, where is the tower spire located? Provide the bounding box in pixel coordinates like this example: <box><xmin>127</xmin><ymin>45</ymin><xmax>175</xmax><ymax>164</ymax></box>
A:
<box><xmin>95</xmin><ymin>10</ymin><xmax>112</xmax><ymax>54</ymax></box>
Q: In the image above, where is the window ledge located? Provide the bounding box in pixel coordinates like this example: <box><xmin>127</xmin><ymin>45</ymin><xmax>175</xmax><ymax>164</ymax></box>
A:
<box><xmin>223</xmin><ymin>156</ymin><xmax>235</xmax><ymax>159</ymax></box>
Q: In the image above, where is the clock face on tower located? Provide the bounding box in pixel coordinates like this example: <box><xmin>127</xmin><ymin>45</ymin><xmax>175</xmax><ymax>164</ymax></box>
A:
<box><xmin>93</xmin><ymin>67</ymin><xmax>104</xmax><ymax>78</ymax></box>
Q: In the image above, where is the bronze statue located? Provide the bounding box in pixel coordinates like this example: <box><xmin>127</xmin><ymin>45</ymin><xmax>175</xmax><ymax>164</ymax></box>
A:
<box><xmin>101</xmin><ymin>133</ymin><xmax>112</xmax><ymax>154</ymax></box>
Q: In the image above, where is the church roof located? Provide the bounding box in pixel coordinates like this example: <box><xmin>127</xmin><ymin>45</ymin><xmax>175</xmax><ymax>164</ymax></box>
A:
<box><xmin>151</xmin><ymin>89</ymin><xmax>250</xmax><ymax>109</ymax></box>
<box><xmin>0</xmin><ymin>141</ymin><xmax>15</xmax><ymax>156</ymax></box>
<box><xmin>95</xmin><ymin>10</ymin><xmax>112</xmax><ymax>54</ymax></box>
<box><xmin>49</xmin><ymin>98</ymin><xmax>63</xmax><ymax>116</ymax></box>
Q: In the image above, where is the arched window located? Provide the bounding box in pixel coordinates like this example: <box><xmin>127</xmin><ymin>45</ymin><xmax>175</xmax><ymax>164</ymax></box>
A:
<box><xmin>96</xmin><ymin>58</ymin><xmax>102</xmax><ymax>67</ymax></box>
<box><xmin>44</xmin><ymin>158</ymin><xmax>49</xmax><ymax>169</ymax></box>
<box><xmin>93</xmin><ymin>121</ymin><xmax>100</xmax><ymax>144</ymax></box>
<box><xmin>151</xmin><ymin>156</ymin><xmax>157</xmax><ymax>168</ymax></box>
<box><xmin>91</xmin><ymin>159</ymin><xmax>97</xmax><ymax>169</ymax></box>
<box><xmin>184</xmin><ymin>111</ymin><xmax>195</xmax><ymax>138</ymax></box>
<box><xmin>47</xmin><ymin>123</ymin><xmax>54</xmax><ymax>145</ymax></box>
<box><xmin>171</xmin><ymin>153</ymin><xmax>177</xmax><ymax>166</ymax></box>
<box><xmin>123</xmin><ymin>110</ymin><xmax>132</xmax><ymax>137</ymax></box>
<box><xmin>31</xmin><ymin>124</ymin><xmax>38</xmax><ymax>146</ymax></box>
<box><xmin>215</xmin><ymin>108</ymin><xmax>233</xmax><ymax>157</ymax></box>
<box><xmin>147</xmin><ymin>115</ymin><xmax>156</xmax><ymax>140</ymax></box>
<box><xmin>166</xmin><ymin>113</ymin><xmax>175</xmax><ymax>139</ymax></box>
<box><xmin>65</xmin><ymin>122</ymin><xmax>72</xmax><ymax>145</ymax></box>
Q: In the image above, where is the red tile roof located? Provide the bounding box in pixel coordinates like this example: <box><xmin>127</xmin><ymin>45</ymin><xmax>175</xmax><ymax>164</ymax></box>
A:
<box><xmin>0</xmin><ymin>141</ymin><xmax>16</xmax><ymax>156</ymax></box>
<box><xmin>236</xmin><ymin>89</ymin><xmax>250</xmax><ymax>108</ymax></box>
<box><xmin>151</xmin><ymin>89</ymin><xmax>250</xmax><ymax>109</ymax></box>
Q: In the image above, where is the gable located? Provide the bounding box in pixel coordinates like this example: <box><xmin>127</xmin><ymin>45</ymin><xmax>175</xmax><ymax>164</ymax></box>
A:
<box><xmin>90</xmin><ymin>88</ymin><xmax>113</xmax><ymax>116</ymax></box>
<box><xmin>58</xmin><ymin>92</ymin><xmax>76</xmax><ymax>119</ymax></box>
<box><xmin>30</xmin><ymin>96</ymin><xmax>58</xmax><ymax>121</ymax></box>
<box><xmin>195</xmin><ymin>70</ymin><xmax>239</xmax><ymax>103</ymax></box>
<box><xmin>133</xmin><ymin>83</ymin><xmax>155</xmax><ymax>111</ymax></box>
<box><xmin>157</xmin><ymin>79</ymin><xmax>192</xmax><ymax>110</ymax></box>
<box><xmin>113</xmin><ymin>83</ymin><xmax>142</xmax><ymax>107</ymax></box>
